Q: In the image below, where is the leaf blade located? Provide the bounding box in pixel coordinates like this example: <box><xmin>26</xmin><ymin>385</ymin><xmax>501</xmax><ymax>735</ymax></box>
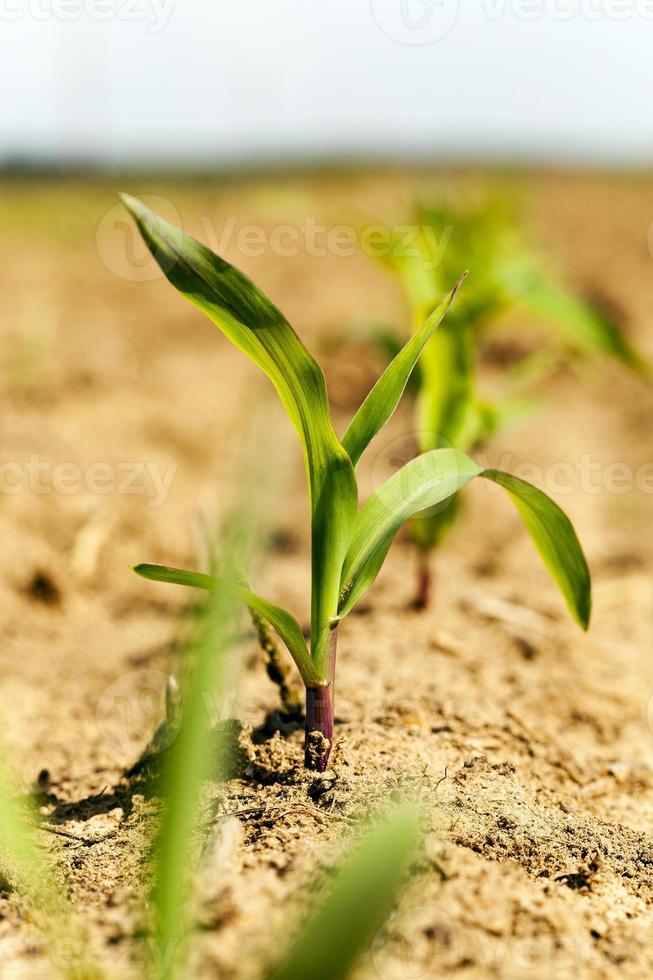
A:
<box><xmin>122</xmin><ymin>196</ymin><xmax>358</xmax><ymax>675</ymax></box>
<box><xmin>509</xmin><ymin>266</ymin><xmax>646</xmax><ymax>373</ymax></box>
<box><xmin>133</xmin><ymin>563</ymin><xmax>319</xmax><ymax>686</ymax></box>
<box><xmin>342</xmin><ymin>275</ymin><xmax>466</xmax><ymax>467</ymax></box>
<box><xmin>480</xmin><ymin>470</ymin><xmax>592</xmax><ymax>629</ymax></box>
<box><xmin>338</xmin><ymin>449</ymin><xmax>482</xmax><ymax>616</ymax></box>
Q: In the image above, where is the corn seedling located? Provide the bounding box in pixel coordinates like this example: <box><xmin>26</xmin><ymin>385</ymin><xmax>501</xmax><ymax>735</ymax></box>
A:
<box><xmin>378</xmin><ymin>199</ymin><xmax>644</xmax><ymax>607</ymax></box>
<box><xmin>122</xmin><ymin>195</ymin><xmax>591</xmax><ymax>773</ymax></box>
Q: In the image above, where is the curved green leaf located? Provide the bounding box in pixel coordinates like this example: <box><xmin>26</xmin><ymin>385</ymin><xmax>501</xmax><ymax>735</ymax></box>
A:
<box><xmin>133</xmin><ymin>563</ymin><xmax>320</xmax><ymax>686</ymax></box>
<box><xmin>480</xmin><ymin>470</ymin><xmax>591</xmax><ymax>629</ymax></box>
<box><xmin>269</xmin><ymin>807</ymin><xmax>418</xmax><ymax>980</ymax></box>
<box><xmin>338</xmin><ymin>449</ymin><xmax>482</xmax><ymax>616</ymax></box>
<box><xmin>510</xmin><ymin>267</ymin><xmax>646</xmax><ymax>374</ymax></box>
<box><xmin>337</xmin><ymin>452</ymin><xmax>591</xmax><ymax>631</ymax></box>
<box><xmin>342</xmin><ymin>275</ymin><xmax>466</xmax><ymax>467</ymax></box>
<box><xmin>121</xmin><ymin>196</ymin><xmax>357</xmax><ymax>676</ymax></box>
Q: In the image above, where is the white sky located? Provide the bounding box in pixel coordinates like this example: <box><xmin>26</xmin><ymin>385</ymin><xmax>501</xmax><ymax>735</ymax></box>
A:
<box><xmin>1</xmin><ymin>0</ymin><xmax>652</xmax><ymax>165</ymax></box>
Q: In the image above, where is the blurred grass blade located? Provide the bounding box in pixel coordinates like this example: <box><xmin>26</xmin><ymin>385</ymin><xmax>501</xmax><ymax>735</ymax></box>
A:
<box><xmin>134</xmin><ymin>563</ymin><xmax>319</xmax><ymax>687</ymax></box>
<box><xmin>339</xmin><ymin>449</ymin><xmax>481</xmax><ymax>616</ymax></box>
<box><xmin>512</xmin><ymin>268</ymin><xmax>646</xmax><ymax>373</ymax></box>
<box><xmin>0</xmin><ymin>763</ymin><xmax>98</xmax><ymax>979</ymax></box>
<box><xmin>480</xmin><ymin>470</ymin><xmax>592</xmax><ymax>629</ymax></box>
<box><xmin>269</xmin><ymin>808</ymin><xmax>419</xmax><ymax>980</ymax></box>
<box><xmin>151</xmin><ymin>568</ymin><xmax>237</xmax><ymax>979</ymax></box>
<box><xmin>416</xmin><ymin>312</ymin><xmax>477</xmax><ymax>454</ymax></box>
<box><xmin>342</xmin><ymin>276</ymin><xmax>466</xmax><ymax>467</ymax></box>
<box><xmin>121</xmin><ymin>196</ymin><xmax>357</xmax><ymax>676</ymax></box>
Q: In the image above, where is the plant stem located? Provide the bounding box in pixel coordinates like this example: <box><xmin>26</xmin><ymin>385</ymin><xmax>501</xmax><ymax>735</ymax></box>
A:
<box><xmin>304</xmin><ymin>625</ymin><xmax>338</xmax><ymax>771</ymax></box>
<box><xmin>412</xmin><ymin>549</ymin><xmax>432</xmax><ymax>611</ymax></box>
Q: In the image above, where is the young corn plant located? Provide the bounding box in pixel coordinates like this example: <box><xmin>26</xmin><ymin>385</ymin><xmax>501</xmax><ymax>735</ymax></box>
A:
<box><xmin>122</xmin><ymin>195</ymin><xmax>591</xmax><ymax>772</ymax></box>
<box><xmin>379</xmin><ymin>199</ymin><xmax>644</xmax><ymax>608</ymax></box>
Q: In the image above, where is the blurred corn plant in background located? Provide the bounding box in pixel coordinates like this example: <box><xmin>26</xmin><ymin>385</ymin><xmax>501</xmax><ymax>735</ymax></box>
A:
<box><xmin>376</xmin><ymin>198</ymin><xmax>646</xmax><ymax>608</ymax></box>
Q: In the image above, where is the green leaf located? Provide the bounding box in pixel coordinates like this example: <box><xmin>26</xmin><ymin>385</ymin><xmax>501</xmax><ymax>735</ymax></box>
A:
<box><xmin>269</xmin><ymin>808</ymin><xmax>418</xmax><ymax>980</ymax></box>
<box><xmin>121</xmin><ymin>196</ymin><xmax>357</xmax><ymax>679</ymax></box>
<box><xmin>510</xmin><ymin>267</ymin><xmax>647</xmax><ymax>373</ymax></box>
<box><xmin>480</xmin><ymin>470</ymin><xmax>592</xmax><ymax>630</ymax></box>
<box><xmin>416</xmin><ymin>309</ymin><xmax>477</xmax><ymax>454</ymax></box>
<box><xmin>337</xmin><ymin>451</ymin><xmax>591</xmax><ymax>630</ymax></box>
<box><xmin>342</xmin><ymin>275</ymin><xmax>466</xmax><ymax>467</ymax></box>
<box><xmin>134</xmin><ymin>563</ymin><xmax>320</xmax><ymax>687</ymax></box>
<box><xmin>409</xmin><ymin>492</ymin><xmax>461</xmax><ymax>553</ymax></box>
<box><xmin>339</xmin><ymin>449</ymin><xmax>482</xmax><ymax>616</ymax></box>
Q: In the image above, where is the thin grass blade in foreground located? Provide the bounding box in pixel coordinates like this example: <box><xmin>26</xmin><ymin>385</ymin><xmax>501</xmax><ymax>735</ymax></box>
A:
<box><xmin>150</xmin><ymin>569</ymin><xmax>240</xmax><ymax>979</ymax></box>
<box><xmin>148</xmin><ymin>415</ymin><xmax>275</xmax><ymax>979</ymax></box>
<box><xmin>0</xmin><ymin>761</ymin><xmax>100</xmax><ymax>978</ymax></box>
<box><xmin>269</xmin><ymin>808</ymin><xmax>419</xmax><ymax>980</ymax></box>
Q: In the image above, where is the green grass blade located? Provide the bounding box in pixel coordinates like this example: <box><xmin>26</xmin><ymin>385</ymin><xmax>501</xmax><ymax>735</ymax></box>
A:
<box><xmin>133</xmin><ymin>563</ymin><xmax>319</xmax><ymax>687</ymax></box>
<box><xmin>134</xmin><ymin>562</ymin><xmax>218</xmax><ymax>591</ymax></box>
<box><xmin>480</xmin><ymin>470</ymin><xmax>592</xmax><ymax>629</ymax></box>
<box><xmin>151</xmin><ymin>571</ymin><xmax>237</xmax><ymax>979</ymax></box>
<box><xmin>269</xmin><ymin>808</ymin><xmax>419</xmax><ymax>980</ymax></box>
<box><xmin>0</xmin><ymin>762</ymin><xmax>99</xmax><ymax>979</ymax></box>
<box><xmin>342</xmin><ymin>276</ymin><xmax>466</xmax><ymax>467</ymax></box>
<box><xmin>338</xmin><ymin>449</ymin><xmax>482</xmax><ymax>616</ymax></box>
<box><xmin>121</xmin><ymin>196</ymin><xmax>357</xmax><ymax>677</ymax></box>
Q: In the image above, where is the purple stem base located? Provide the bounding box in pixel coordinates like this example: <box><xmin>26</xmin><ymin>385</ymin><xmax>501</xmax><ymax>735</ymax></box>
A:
<box><xmin>304</xmin><ymin>686</ymin><xmax>334</xmax><ymax>772</ymax></box>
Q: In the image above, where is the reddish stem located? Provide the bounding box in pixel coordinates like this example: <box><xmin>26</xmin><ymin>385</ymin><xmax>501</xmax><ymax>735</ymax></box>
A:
<box><xmin>304</xmin><ymin>626</ymin><xmax>338</xmax><ymax>771</ymax></box>
<box><xmin>304</xmin><ymin>686</ymin><xmax>334</xmax><ymax>772</ymax></box>
<box><xmin>412</xmin><ymin>550</ymin><xmax>432</xmax><ymax>611</ymax></box>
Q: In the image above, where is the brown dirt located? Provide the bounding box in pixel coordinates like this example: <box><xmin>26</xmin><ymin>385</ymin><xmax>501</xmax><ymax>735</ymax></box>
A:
<box><xmin>0</xmin><ymin>169</ymin><xmax>652</xmax><ymax>978</ymax></box>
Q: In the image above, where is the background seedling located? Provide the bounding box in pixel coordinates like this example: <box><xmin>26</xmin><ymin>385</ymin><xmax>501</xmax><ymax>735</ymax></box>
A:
<box><xmin>376</xmin><ymin>198</ymin><xmax>645</xmax><ymax>607</ymax></box>
<box><xmin>122</xmin><ymin>195</ymin><xmax>591</xmax><ymax>772</ymax></box>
